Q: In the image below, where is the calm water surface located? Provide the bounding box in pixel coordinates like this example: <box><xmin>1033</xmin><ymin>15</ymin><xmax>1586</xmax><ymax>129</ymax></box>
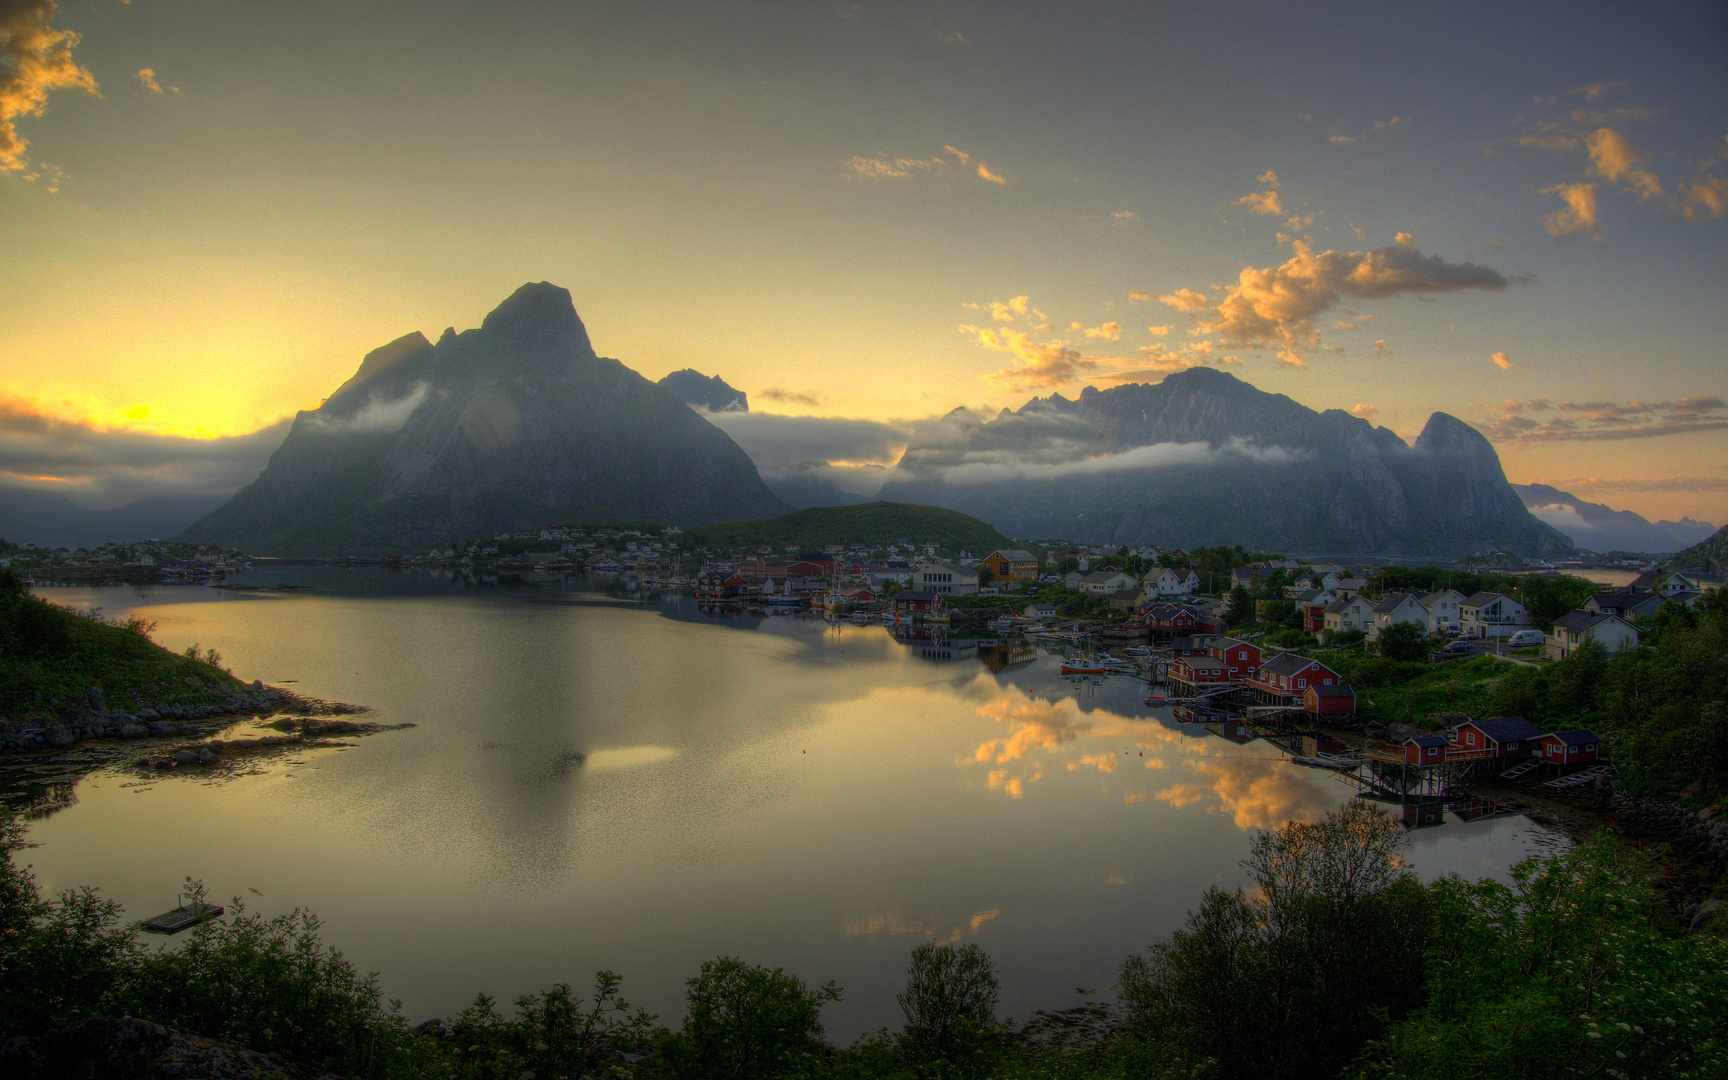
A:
<box><xmin>25</xmin><ymin>570</ymin><xmax>1561</xmax><ymax>1036</ymax></box>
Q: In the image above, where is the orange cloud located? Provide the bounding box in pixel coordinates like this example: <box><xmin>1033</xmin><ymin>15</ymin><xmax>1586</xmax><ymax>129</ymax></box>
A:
<box><xmin>962</xmin><ymin>325</ymin><xmax>1101</xmax><ymax>392</ymax></box>
<box><xmin>1585</xmin><ymin>128</ymin><xmax>1662</xmax><ymax>201</ymax></box>
<box><xmin>1128</xmin><ymin>289</ymin><xmax>1155</xmax><ymax>303</ymax></box>
<box><xmin>1158</xmin><ymin>288</ymin><xmax>1211</xmax><ymax>312</ymax></box>
<box><xmin>1350</xmin><ymin>403</ymin><xmax>1377</xmax><ymax>420</ymax></box>
<box><xmin>1490</xmin><ymin>351</ymin><xmax>1520</xmax><ymax>370</ymax></box>
<box><xmin>1257</xmin><ymin>169</ymin><xmax>1281</xmax><ymax>188</ymax></box>
<box><xmin>976</xmin><ymin>162</ymin><xmax>1006</xmax><ymax>184</ymax></box>
<box><xmin>1237</xmin><ymin>190</ymin><xmax>1284</xmax><ymax>216</ymax></box>
<box><xmin>0</xmin><ymin>0</ymin><xmax>100</xmax><ymax>171</ymax></box>
<box><xmin>1542</xmin><ymin>182</ymin><xmax>1599</xmax><ymax>238</ymax></box>
<box><xmin>1680</xmin><ymin>175</ymin><xmax>1728</xmax><ymax>221</ymax></box>
<box><xmin>1155</xmin><ymin>784</ymin><xmax>1204</xmax><ymax>808</ymax></box>
<box><xmin>134</xmin><ymin>68</ymin><xmax>162</xmax><ymax>95</ymax></box>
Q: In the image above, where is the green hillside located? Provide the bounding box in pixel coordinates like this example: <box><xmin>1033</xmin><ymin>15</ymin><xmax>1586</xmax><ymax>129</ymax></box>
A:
<box><xmin>1668</xmin><ymin>523</ymin><xmax>1728</xmax><ymax>578</ymax></box>
<box><xmin>684</xmin><ymin>502</ymin><xmax>1018</xmax><ymax>556</ymax></box>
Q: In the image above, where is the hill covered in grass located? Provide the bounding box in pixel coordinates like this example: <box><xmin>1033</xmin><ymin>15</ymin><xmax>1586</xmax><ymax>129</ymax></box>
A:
<box><xmin>0</xmin><ymin>570</ymin><xmax>248</xmax><ymax>726</ymax></box>
<box><xmin>1670</xmin><ymin>522</ymin><xmax>1728</xmax><ymax>578</ymax></box>
<box><xmin>683</xmin><ymin>502</ymin><xmax>1018</xmax><ymax>557</ymax></box>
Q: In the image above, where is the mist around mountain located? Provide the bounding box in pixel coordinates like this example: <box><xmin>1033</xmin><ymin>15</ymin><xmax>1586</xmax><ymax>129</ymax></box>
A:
<box><xmin>1512</xmin><ymin>483</ymin><xmax>1717</xmax><ymax>554</ymax></box>
<box><xmin>179</xmin><ymin>284</ymin><xmax>787</xmax><ymax>555</ymax></box>
<box><xmin>0</xmin><ymin>489</ymin><xmax>229</xmax><ymax>550</ymax></box>
<box><xmin>861</xmin><ymin>369</ymin><xmax>1569</xmax><ymax>557</ymax></box>
<box><xmin>657</xmin><ymin>370</ymin><xmax>748</xmax><ymax>412</ymax></box>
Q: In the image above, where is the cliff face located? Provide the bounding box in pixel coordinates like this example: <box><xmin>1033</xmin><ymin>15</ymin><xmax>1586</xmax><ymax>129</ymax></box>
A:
<box><xmin>878</xmin><ymin>368</ymin><xmax>1571</xmax><ymax>558</ymax></box>
<box><xmin>180</xmin><ymin>284</ymin><xmax>787</xmax><ymax>554</ymax></box>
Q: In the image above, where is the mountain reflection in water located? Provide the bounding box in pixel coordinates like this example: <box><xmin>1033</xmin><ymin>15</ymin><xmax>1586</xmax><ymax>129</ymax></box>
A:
<box><xmin>22</xmin><ymin>569</ymin><xmax>1562</xmax><ymax>1038</ymax></box>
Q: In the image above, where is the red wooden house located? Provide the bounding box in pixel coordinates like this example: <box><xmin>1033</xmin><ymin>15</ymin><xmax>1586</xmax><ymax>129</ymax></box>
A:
<box><xmin>1207</xmin><ymin>637</ymin><xmax>1263</xmax><ymax>679</ymax></box>
<box><xmin>1245</xmin><ymin>653</ymin><xmax>1342</xmax><ymax>704</ymax></box>
<box><xmin>1403</xmin><ymin>734</ymin><xmax>1448</xmax><ymax>764</ymax></box>
<box><xmin>892</xmin><ymin>590</ymin><xmax>942</xmax><ymax>616</ymax></box>
<box><xmin>1169</xmin><ymin>656</ymin><xmax>1232</xmax><ymax>694</ymax></box>
<box><xmin>1449</xmin><ymin>716</ymin><xmax>1544</xmax><ymax>759</ymax></box>
<box><xmin>1534</xmin><ymin>729</ymin><xmax>1601</xmax><ymax>766</ymax></box>
<box><xmin>1304</xmin><ymin>683</ymin><xmax>1357</xmax><ymax>719</ymax></box>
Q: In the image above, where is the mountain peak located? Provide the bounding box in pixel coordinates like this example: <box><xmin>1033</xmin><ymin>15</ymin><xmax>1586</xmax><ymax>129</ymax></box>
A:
<box><xmin>479</xmin><ymin>282</ymin><xmax>595</xmax><ymax>356</ymax></box>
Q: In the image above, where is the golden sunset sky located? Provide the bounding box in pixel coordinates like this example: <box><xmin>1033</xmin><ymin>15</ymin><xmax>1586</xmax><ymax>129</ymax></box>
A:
<box><xmin>1</xmin><ymin>1</ymin><xmax>1725</xmax><ymax>523</ymax></box>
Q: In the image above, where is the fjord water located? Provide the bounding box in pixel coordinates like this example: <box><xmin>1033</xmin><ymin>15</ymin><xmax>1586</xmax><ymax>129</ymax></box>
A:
<box><xmin>26</xmin><ymin>572</ymin><xmax>1557</xmax><ymax>1036</ymax></box>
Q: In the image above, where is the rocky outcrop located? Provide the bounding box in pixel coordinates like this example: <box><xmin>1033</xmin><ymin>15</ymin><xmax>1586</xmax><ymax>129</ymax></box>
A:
<box><xmin>1669</xmin><ymin>522</ymin><xmax>1728</xmax><ymax>579</ymax></box>
<box><xmin>877</xmin><ymin>368</ymin><xmax>1571</xmax><ymax>557</ymax></box>
<box><xmin>0</xmin><ymin>1017</ymin><xmax>341</xmax><ymax>1079</ymax></box>
<box><xmin>180</xmin><ymin>284</ymin><xmax>787</xmax><ymax>555</ymax></box>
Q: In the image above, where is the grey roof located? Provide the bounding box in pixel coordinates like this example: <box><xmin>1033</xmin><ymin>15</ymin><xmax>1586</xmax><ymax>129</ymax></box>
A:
<box><xmin>1460</xmin><ymin>715</ymin><xmax>1546</xmax><ymax>743</ymax></box>
<box><xmin>1260</xmin><ymin>652</ymin><xmax>1329</xmax><ymax>677</ymax></box>
<box><xmin>1212</xmin><ymin>636</ymin><xmax>1256</xmax><ymax>651</ymax></box>
<box><xmin>1462</xmin><ymin>592</ymin><xmax>1510</xmax><ymax>607</ymax></box>
<box><xmin>1373</xmin><ymin>592</ymin><xmax>1419</xmax><ymax>613</ymax></box>
<box><xmin>991</xmin><ymin>549</ymin><xmax>1038</xmax><ymax>562</ymax></box>
<box><xmin>1545</xmin><ymin>729</ymin><xmax>1601</xmax><ymax>747</ymax></box>
<box><xmin>1407</xmin><ymin>735</ymin><xmax>1448</xmax><ymax>748</ymax></box>
<box><xmin>1420</xmin><ymin>589</ymin><xmax>1464</xmax><ymax>605</ymax></box>
<box><xmin>1551</xmin><ymin>609</ymin><xmax>1624</xmax><ymax>633</ymax></box>
<box><xmin>1308</xmin><ymin>684</ymin><xmax>1355</xmax><ymax>698</ymax></box>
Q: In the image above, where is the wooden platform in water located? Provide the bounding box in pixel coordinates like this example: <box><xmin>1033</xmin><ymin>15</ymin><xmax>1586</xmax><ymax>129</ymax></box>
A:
<box><xmin>140</xmin><ymin>902</ymin><xmax>223</xmax><ymax>935</ymax></box>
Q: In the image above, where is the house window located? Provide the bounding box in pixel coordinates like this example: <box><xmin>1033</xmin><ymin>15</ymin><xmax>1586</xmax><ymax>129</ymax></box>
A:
<box><xmin>1586</xmin><ymin>744</ymin><xmax>1596</xmax><ymax>752</ymax></box>
<box><xmin>1297</xmin><ymin>678</ymin><xmax>1307</xmax><ymax>688</ymax></box>
<box><xmin>1465</xmin><ymin>733</ymin><xmax>1476</xmax><ymax>746</ymax></box>
<box><xmin>1508</xmin><ymin>742</ymin><xmax>1518</xmax><ymax>750</ymax></box>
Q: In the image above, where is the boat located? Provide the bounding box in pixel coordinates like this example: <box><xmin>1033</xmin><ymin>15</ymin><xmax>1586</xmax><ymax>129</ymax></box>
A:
<box><xmin>924</xmin><ymin>613</ymin><xmax>951</xmax><ymax>625</ymax></box>
<box><xmin>1060</xmin><ymin>658</ymin><xmax>1110</xmax><ymax>676</ymax></box>
<box><xmin>1144</xmin><ymin>690</ymin><xmax>1170</xmax><ymax>706</ymax></box>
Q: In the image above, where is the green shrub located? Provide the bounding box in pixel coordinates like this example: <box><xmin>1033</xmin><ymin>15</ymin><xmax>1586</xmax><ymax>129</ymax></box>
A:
<box><xmin>648</xmin><ymin>956</ymin><xmax>841</xmax><ymax>1079</ymax></box>
<box><xmin>896</xmin><ymin>942</ymin><xmax>1003</xmax><ymax>1067</ymax></box>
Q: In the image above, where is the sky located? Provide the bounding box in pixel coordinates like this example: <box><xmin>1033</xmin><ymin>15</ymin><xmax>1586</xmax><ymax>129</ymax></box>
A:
<box><xmin>1</xmin><ymin>0</ymin><xmax>1725</xmax><ymax>523</ymax></box>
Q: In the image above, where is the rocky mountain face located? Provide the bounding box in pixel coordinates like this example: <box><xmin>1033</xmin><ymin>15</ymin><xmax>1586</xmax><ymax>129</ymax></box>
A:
<box><xmin>658</xmin><ymin>369</ymin><xmax>748</xmax><ymax>412</ymax></box>
<box><xmin>1511</xmin><ymin>483</ymin><xmax>1716</xmax><ymax>554</ymax></box>
<box><xmin>181</xmin><ymin>284</ymin><xmax>787</xmax><ymax>554</ymax></box>
<box><xmin>876</xmin><ymin>368</ymin><xmax>1571</xmax><ymax>558</ymax></box>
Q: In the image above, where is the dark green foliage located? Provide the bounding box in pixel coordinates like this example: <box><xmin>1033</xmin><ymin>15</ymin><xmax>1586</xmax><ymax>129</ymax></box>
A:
<box><xmin>441</xmin><ymin>973</ymin><xmax>658</xmax><ymax>1079</ymax></box>
<box><xmin>0</xmin><ymin>570</ymin><xmax>243</xmax><ymax>723</ymax></box>
<box><xmin>1371</xmin><ymin>622</ymin><xmax>1430</xmax><ymax>662</ymax></box>
<box><xmin>896</xmin><ymin>942</ymin><xmax>1003</xmax><ymax>1068</ymax></box>
<box><xmin>1347</xmin><ymin>841</ymin><xmax>1728</xmax><ymax>1080</ymax></box>
<box><xmin>1118</xmin><ymin>802</ymin><xmax>1429</xmax><ymax>1080</ymax></box>
<box><xmin>1225</xmin><ymin>586</ymin><xmax>1255</xmax><ymax>627</ymax></box>
<box><xmin>685</xmin><ymin>503</ymin><xmax>1015</xmax><ymax>561</ymax></box>
<box><xmin>126</xmin><ymin>880</ymin><xmax>410</xmax><ymax>1078</ymax></box>
<box><xmin>648</xmin><ymin>956</ymin><xmax>842</xmax><ymax>1079</ymax></box>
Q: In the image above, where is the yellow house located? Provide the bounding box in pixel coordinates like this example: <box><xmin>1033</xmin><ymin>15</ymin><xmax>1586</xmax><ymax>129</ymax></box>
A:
<box><xmin>981</xmin><ymin>549</ymin><xmax>1039</xmax><ymax>582</ymax></box>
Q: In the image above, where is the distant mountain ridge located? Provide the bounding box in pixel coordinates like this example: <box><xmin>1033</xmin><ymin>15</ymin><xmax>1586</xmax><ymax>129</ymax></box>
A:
<box><xmin>180</xmin><ymin>284</ymin><xmax>787</xmax><ymax>555</ymax></box>
<box><xmin>1511</xmin><ymin>483</ymin><xmax>1716</xmax><ymax>554</ymax></box>
<box><xmin>871</xmin><ymin>368</ymin><xmax>1570</xmax><ymax>558</ymax></box>
<box><xmin>658</xmin><ymin>370</ymin><xmax>748</xmax><ymax>412</ymax></box>
<box><xmin>0</xmin><ymin>489</ymin><xmax>228</xmax><ymax>550</ymax></box>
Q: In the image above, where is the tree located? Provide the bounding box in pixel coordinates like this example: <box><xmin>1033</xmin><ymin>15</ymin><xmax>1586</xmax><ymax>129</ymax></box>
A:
<box><xmin>1373</xmin><ymin>622</ymin><xmax>1429</xmax><ymax>662</ymax></box>
<box><xmin>896</xmin><ymin>942</ymin><xmax>1001</xmax><ymax>1065</ymax></box>
<box><xmin>1226</xmin><ymin>585</ymin><xmax>1256</xmax><ymax>627</ymax></box>
<box><xmin>1119</xmin><ymin>801</ymin><xmax>1429</xmax><ymax>1080</ymax></box>
<box><xmin>654</xmin><ymin>957</ymin><xmax>841</xmax><ymax>1080</ymax></box>
<box><xmin>976</xmin><ymin>565</ymin><xmax>996</xmax><ymax>586</ymax></box>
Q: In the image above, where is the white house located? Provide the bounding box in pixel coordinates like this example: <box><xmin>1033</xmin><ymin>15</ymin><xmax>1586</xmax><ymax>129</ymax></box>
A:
<box><xmin>1367</xmin><ymin>593</ymin><xmax>1430</xmax><ymax>640</ymax></box>
<box><xmin>1331</xmin><ymin>576</ymin><xmax>1370</xmax><ymax>599</ymax></box>
<box><xmin>915</xmin><ymin>563</ymin><xmax>979</xmax><ymax>596</ymax></box>
<box><xmin>1322</xmin><ymin>595</ymin><xmax>1377</xmax><ymax>637</ymax></box>
<box><xmin>1024</xmin><ymin>601</ymin><xmax>1057</xmax><ymax>619</ymax></box>
<box><xmin>1070</xmin><ymin>570</ymin><xmax>1138</xmax><ymax>596</ymax></box>
<box><xmin>1143</xmin><ymin>567</ymin><xmax>1199</xmax><ymax>597</ymax></box>
<box><xmin>1544</xmin><ymin>610</ymin><xmax>1640</xmax><ymax>661</ymax></box>
<box><xmin>1420</xmin><ymin>589</ymin><xmax>1467</xmax><ymax>635</ymax></box>
<box><xmin>1460</xmin><ymin>592</ymin><xmax>1529</xmax><ymax>639</ymax></box>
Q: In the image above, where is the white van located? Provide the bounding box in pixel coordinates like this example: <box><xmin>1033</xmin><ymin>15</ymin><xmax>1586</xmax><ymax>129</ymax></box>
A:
<box><xmin>1506</xmin><ymin>629</ymin><xmax>1545</xmax><ymax>647</ymax></box>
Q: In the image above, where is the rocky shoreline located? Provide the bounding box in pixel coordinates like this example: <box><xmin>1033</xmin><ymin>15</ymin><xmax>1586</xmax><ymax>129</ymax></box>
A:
<box><xmin>1461</xmin><ymin>774</ymin><xmax>1726</xmax><ymax>929</ymax></box>
<box><xmin>0</xmin><ymin>683</ymin><xmax>404</xmax><ymax>807</ymax></box>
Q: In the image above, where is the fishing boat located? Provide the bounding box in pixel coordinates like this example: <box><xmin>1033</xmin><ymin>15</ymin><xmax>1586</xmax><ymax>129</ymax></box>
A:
<box><xmin>924</xmin><ymin>612</ymin><xmax>951</xmax><ymax>625</ymax></box>
<box><xmin>1060</xmin><ymin>657</ymin><xmax>1110</xmax><ymax>676</ymax></box>
<box><xmin>1144</xmin><ymin>689</ymin><xmax>1170</xmax><ymax>706</ymax></box>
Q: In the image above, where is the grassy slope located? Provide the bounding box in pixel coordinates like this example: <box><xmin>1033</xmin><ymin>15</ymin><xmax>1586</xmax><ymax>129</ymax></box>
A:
<box><xmin>0</xmin><ymin>571</ymin><xmax>245</xmax><ymax>724</ymax></box>
<box><xmin>684</xmin><ymin>502</ymin><xmax>1016</xmax><ymax>556</ymax></box>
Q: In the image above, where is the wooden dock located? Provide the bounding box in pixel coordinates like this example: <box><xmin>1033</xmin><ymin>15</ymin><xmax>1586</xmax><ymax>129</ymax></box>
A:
<box><xmin>140</xmin><ymin>902</ymin><xmax>223</xmax><ymax>935</ymax></box>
